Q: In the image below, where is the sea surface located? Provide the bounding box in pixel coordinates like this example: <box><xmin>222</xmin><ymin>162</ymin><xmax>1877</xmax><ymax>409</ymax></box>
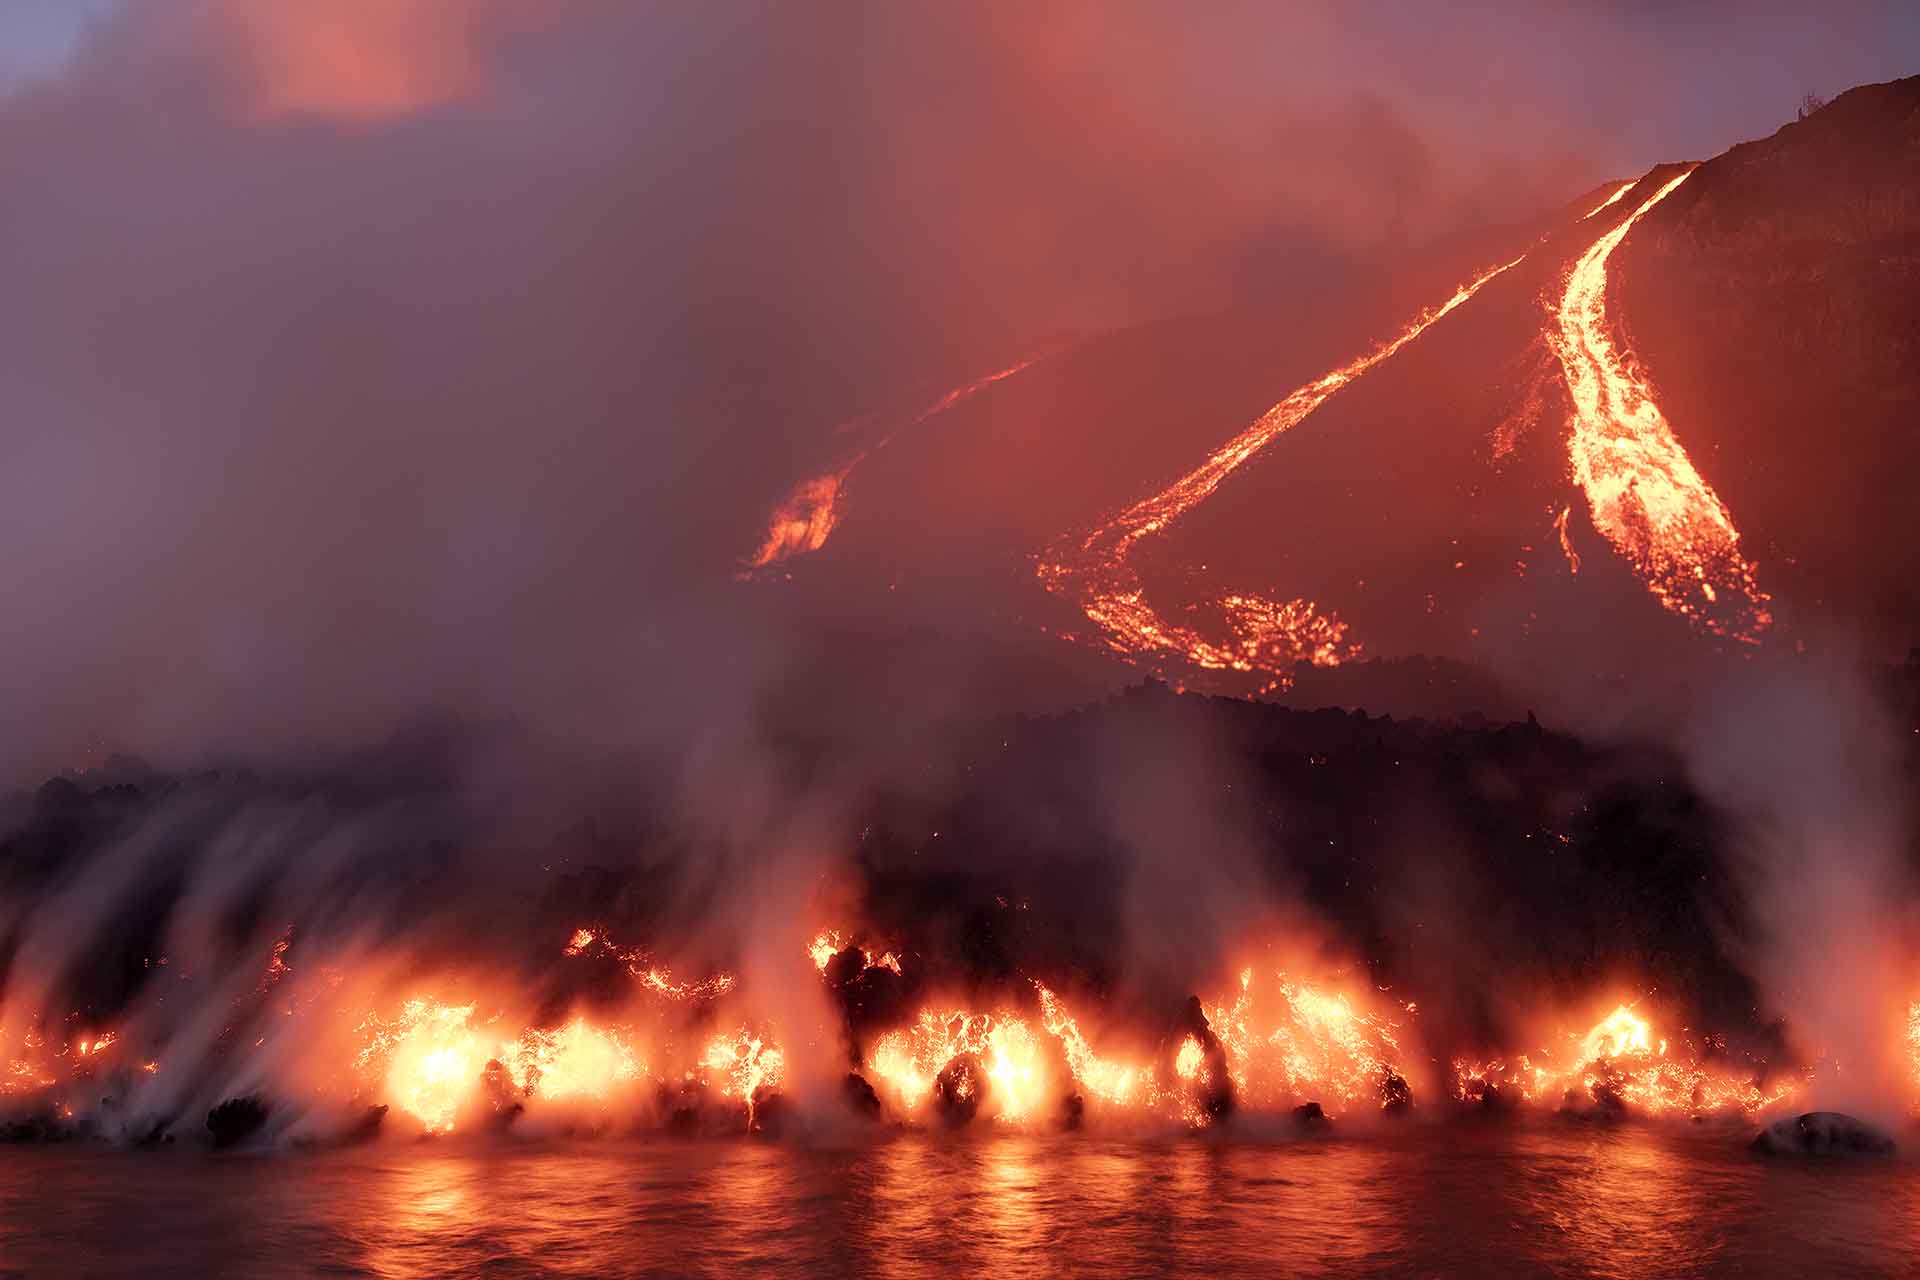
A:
<box><xmin>0</xmin><ymin>1121</ymin><xmax>1915</xmax><ymax>1277</ymax></box>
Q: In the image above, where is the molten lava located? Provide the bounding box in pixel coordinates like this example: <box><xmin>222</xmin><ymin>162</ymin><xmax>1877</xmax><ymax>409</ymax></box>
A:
<box><xmin>356</xmin><ymin>999</ymin><xmax>487</xmax><ymax>1134</ymax></box>
<box><xmin>1451</xmin><ymin>1002</ymin><xmax>1798</xmax><ymax>1117</ymax></box>
<box><xmin>745</xmin><ymin>355</ymin><xmax>1048</xmax><ymax>571</ymax></box>
<box><xmin>1548</xmin><ymin>171</ymin><xmax>1771</xmax><ymax>639</ymax></box>
<box><xmin>701</xmin><ymin>1028</ymin><xmax>785</xmax><ymax>1128</ymax></box>
<box><xmin>564</xmin><ymin>927</ymin><xmax>735</xmax><ymax>1002</ymax></box>
<box><xmin>1580</xmin><ymin>181</ymin><xmax>1636</xmax><ymax>221</ymax></box>
<box><xmin>501</xmin><ymin>1018</ymin><xmax>643</xmax><ymax>1103</ymax></box>
<box><xmin>1202</xmin><ymin>969</ymin><xmax>1409</xmax><ymax>1112</ymax></box>
<box><xmin>865</xmin><ymin>1009</ymin><xmax>1052</xmax><ymax>1123</ymax></box>
<box><xmin>1037</xmin><ymin>257</ymin><xmax>1522</xmax><ymax>690</ymax></box>
<box><xmin>1035</xmin><ymin>983</ymin><xmax>1148</xmax><ymax>1107</ymax></box>
<box><xmin>808</xmin><ymin>929</ymin><xmax>902</xmax><ymax>976</ymax></box>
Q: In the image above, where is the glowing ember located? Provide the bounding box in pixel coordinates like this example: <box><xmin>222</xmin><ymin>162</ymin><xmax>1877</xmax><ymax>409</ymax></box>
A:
<box><xmin>260</xmin><ymin>934</ymin><xmax>292</xmax><ymax>990</ymax></box>
<box><xmin>1548</xmin><ymin>170</ymin><xmax>1771</xmax><ymax>639</ymax></box>
<box><xmin>75</xmin><ymin>1032</ymin><xmax>117</xmax><ymax>1058</ymax></box>
<box><xmin>636</xmin><ymin>967</ymin><xmax>737</xmax><ymax>1003</ymax></box>
<box><xmin>0</xmin><ymin>1023</ymin><xmax>133</xmax><ymax>1099</ymax></box>
<box><xmin>1038</xmin><ymin>257</ymin><xmax>1523</xmax><ymax>690</ymax></box>
<box><xmin>745</xmin><ymin>356</ymin><xmax>1047</xmax><ymax>571</ymax></box>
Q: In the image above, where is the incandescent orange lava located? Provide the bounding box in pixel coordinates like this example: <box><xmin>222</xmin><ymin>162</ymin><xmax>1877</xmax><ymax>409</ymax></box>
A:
<box><xmin>1035</xmin><ymin>983</ymin><xmax>1149</xmax><ymax>1107</ymax></box>
<box><xmin>745</xmin><ymin>356</ymin><xmax>1047</xmax><ymax>571</ymax></box>
<box><xmin>501</xmin><ymin>1018</ymin><xmax>643</xmax><ymax>1103</ymax></box>
<box><xmin>13</xmin><ymin>927</ymin><xmax>1910</xmax><ymax>1139</ymax></box>
<box><xmin>1036</xmin><ymin>257</ymin><xmax>1523</xmax><ymax>691</ymax></box>
<box><xmin>1202</xmin><ymin>968</ymin><xmax>1409</xmax><ymax>1112</ymax></box>
<box><xmin>866</xmin><ymin>1008</ymin><xmax>1052</xmax><ymax>1123</ymax></box>
<box><xmin>1580</xmin><ymin>181</ymin><xmax>1636</xmax><ymax>221</ymax></box>
<box><xmin>355</xmin><ymin>999</ymin><xmax>488</xmax><ymax>1134</ymax></box>
<box><xmin>701</xmin><ymin>1028</ymin><xmax>785</xmax><ymax>1128</ymax></box>
<box><xmin>1451</xmin><ymin>1002</ymin><xmax>1800</xmax><ymax>1117</ymax></box>
<box><xmin>808</xmin><ymin>929</ymin><xmax>902</xmax><ymax>976</ymax></box>
<box><xmin>1548</xmin><ymin>171</ymin><xmax>1771</xmax><ymax>640</ymax></box>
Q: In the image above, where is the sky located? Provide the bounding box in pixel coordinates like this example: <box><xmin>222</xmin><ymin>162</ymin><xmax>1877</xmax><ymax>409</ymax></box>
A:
<box><xmin>0</xmin><ymin>0</ymin><xmax>1916</xmax><ymax>777</ymax></box>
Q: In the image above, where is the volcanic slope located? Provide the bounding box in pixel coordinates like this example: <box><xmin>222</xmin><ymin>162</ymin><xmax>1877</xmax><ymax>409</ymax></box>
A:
<box><xmin>1614</xmin><ymin>75</ymin><xmax>1920</xmax><ymax>647</ymax></box>
<box><xmin>747</xmin><ymin>76</ymin><xmax>1920</xmax><ymax>693</ymax></box>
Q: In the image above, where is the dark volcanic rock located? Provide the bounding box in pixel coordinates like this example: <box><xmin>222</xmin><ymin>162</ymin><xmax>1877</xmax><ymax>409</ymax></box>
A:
<box><xmin>206</xmin><ymin>1094</ymin><xmax>271</xmax><ymax>1149</ymax></box>
<box><xmin>1174</xmin><ymin>995</ymin><xmax>1235</xmax><ymax>1124</ymax></box>
<box><xmin>749</xmin><ymin>1087</ymin><xmax>787</xmax><ymax>1136</ymax></box>
<box><xmin>841</xmin><ymin>1072</ymin><xmax>883</xmax><ymax>1118</ymax></box>
<box><xmin>0</xmin><ymin>1106</ymin><xmax>70</xmax><ymax>1143</ymax></box>
<box><xmin>1750</xmin><ymin>1112</ymin><xmax>1895</xmax><ymax>1157</ymax></box>
<box><xmin>934</xmin><ymin>1054</ymin><xmax>987</xmax><ymax>1126</ymax></box>
<box><xmin>344</xmin><ymin>1104</ymin><xmax>387</xmax><ymax>1144</ymax></box>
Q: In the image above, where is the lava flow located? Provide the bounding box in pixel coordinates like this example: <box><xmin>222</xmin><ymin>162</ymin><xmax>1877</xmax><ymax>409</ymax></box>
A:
<box><xmin>744</xmin><ymin>354</ymin><xmax>1051</xmax><ymax>572</ymax></box>
<box><xmin>1451</xmin><ymin>1003</ymin><xmax>1800</xmax><ymax>1117</ymax></box>
<box><xmin>1201</xmin><ymin>968</ymin><xmax>1410</xmax><ymax>1113</ymax></box>
<box><xmin>1548</xmin><ymin>170</ymin><xmax>1771</xmax><ymax>639</ymax></box>
<box><xmin>1036</xmin><ymin>256</ymin><xmax>1522</xmax><ymax>691</ymax></box>
<box><xmin>10</xmin><ymin>918</ymin><xmax>1914</xmax><ymax>1143</ymax></box>
<box><xmin>808</xmin><ymin>929</ymin><xmax>901</xmax><ymax>976</ymax></box>
<box><xmin>865</xmin><ymin>1009</ymin><xmax>1051</xmax><ymax>1124</ymax></box>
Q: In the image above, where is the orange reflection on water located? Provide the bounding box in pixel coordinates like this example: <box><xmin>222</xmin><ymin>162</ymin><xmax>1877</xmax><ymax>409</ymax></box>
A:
<box><xmin>2</xmin><ymin>1129</ymin><xmax>1919</xmax><ymax>1274</ymax></box>
<box><xmin>360</xmin><ymin>1153</ymin><xmax>481</xmax><ymax>1278</ymax></box>
<box><xmin>1524</xmin><ymin>1126</ymin><xmax>1722</xmax><ymax>1279</ymax></box>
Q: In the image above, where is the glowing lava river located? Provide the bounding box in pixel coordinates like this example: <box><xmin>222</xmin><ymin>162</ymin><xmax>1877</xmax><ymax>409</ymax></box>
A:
<box><xmin>747</xmin><ymin>168</ymin><xmax>1774</xmax><ymax>688</ymax></box>
<box><xmin>6</xmin><ymin>921</ymin><xmax>1915</xmax><ymax>1143</ymax></box>
<box><xmin>1031</xmin><ymin>168</ymin><xmax>1770</xmax><ymax>687</ymax></box>
<box><xmin>1034</xmin><ymin>256</ymin><xmax>1522</xmax><ymax>691</ymax></box>
<box><xmin>1548</xmin><ymin>169</ymin><xmax>1770</xmax><ymax>639</ymax></box>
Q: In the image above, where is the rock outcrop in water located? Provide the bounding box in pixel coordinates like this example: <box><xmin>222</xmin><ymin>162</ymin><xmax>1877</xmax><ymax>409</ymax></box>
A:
<box><xmin>1749</xmin><ymin>1112</ymin><xmax>1895</xmax><ymax>1157</ymax></box>
<box><xmin>206</xmin><ymin>1094</ymin><xmax>271</xmax><ymax>1149</ymax></box>
<box><xmin>841</xmin><ymin>1072</ymin><xmax>883</xmax><ymax>1119</ymax></box>
<box><xmin>934</xmin><ymin>1054</ymin><xmax>987</xmax><ymax>1126</ymax></box>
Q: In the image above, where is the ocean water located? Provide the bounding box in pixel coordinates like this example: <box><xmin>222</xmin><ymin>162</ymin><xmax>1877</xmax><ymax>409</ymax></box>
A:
<box><xmin>0</xmin><ymin>1121</ymin><xmax>1914</xmax><ymax>1277</ymax></box>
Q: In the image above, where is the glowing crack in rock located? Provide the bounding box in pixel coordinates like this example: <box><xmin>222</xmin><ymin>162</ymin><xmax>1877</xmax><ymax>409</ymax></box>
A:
<box><xmin>1548</xmin><ymin>170</ymin><xmax>1771</xmax><ymax>640</ymax></box>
